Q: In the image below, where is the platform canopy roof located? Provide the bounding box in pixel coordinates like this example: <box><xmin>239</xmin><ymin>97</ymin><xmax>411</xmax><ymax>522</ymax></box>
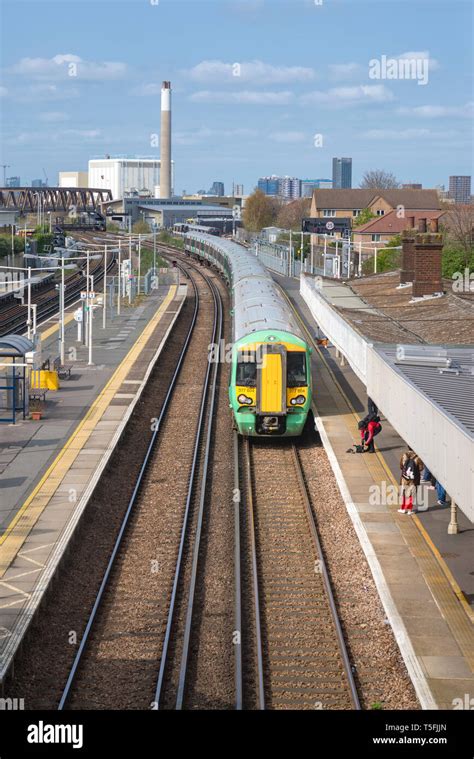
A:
<box><xmin>0</xmin><ymin>335</ymin><xmax>34</xmax><ymax>357</ymax></box>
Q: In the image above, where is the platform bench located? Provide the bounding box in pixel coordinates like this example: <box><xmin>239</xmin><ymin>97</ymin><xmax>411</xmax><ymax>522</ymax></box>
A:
<box><xmin>29</xmin><ymin>389</ymin><xmax>48</xmax><ymax>403</ymax></box>
<box><xmin>53</xmin><ymin>356</ymin><xmax>73</xmax><ymax>379</ymax></box>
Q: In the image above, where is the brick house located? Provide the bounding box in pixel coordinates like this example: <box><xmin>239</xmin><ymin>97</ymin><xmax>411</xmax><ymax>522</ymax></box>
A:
<box><xmin>353</xmin><ymin>209</ymin><xmax>445</xmax><ymax>245</ymax></box>
<box><xmin>309</xmin><ymin>188</ymin><xmax>441</xmax><ymax>238</ymax></box>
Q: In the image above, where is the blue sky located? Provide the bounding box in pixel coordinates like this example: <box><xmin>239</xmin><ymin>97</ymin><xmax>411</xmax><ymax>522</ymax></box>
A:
<box><xmin>0</xmin><ymin>0</ymin><xmax>473</xmax><ymax>193</ymax></box>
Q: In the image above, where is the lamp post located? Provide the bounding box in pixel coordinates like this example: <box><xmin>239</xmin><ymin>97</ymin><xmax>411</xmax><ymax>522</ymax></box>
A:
<box><xmin>117</xmin><ymin>240</ymin><xmax>121</xmax><ymax>317</ymax></box>
<box><xmin>27</xmin><ymin>266</ymin><xmax>32</xmax><ymax>340</ymax></box>
<box><xmin>31</xmin><ymin>303</ymin><xmax>37</xmax><ymax>337</ymax></box>
<box><xmin>138</xmin><ymin>234</ymin><xmax>142</xmax><ymax>295</ymax></box>
<box><xmin>88</xmin><ymin>274</ymin><xmax>94</xmax><ymax>366</ymax></box>
<box><xmin>60</xmin><ymin>256</ymin><xmax>65</xmax><ymax>363</ymax></box>
<box><xmin>128</xmin><ymin>236</ymin><xmax>132</xmax><ymax>304</ymax></box>
<box><xmin>85</xmin><ymin>250</ymin><xmax>90</xmax><ymax>347</ymax></box>
<box><xmin>289</xmin><ymin>230</ymin><xmax>292</xmax><ymax>277</ymax></box>
<box><xmin>102</xmin><ymin>245</ymin><xmax>107</xmax><ymax>329</ymax></box>
<box><xmin>11</xmin><ymin>222</ymin><xmax>15</xmax><ymax>266</ymax></box>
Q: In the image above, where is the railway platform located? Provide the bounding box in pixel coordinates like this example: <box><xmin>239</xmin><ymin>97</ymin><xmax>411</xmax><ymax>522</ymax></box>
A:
<box><xmin>275</xmin><ymin>273</ymin><xmax>474</xmax><ymax>710</ymax></box>
<box><xmin>0</xmin><ymin>281</ymin><xmax>187</xmax><ymax>684</ymax></box>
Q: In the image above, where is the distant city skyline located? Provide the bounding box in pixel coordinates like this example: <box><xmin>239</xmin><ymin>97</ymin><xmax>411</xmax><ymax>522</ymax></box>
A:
<box><xmin>1</xmin><ymin>0</ymin><xmax>472</xmax><ymax>193</ymax></box>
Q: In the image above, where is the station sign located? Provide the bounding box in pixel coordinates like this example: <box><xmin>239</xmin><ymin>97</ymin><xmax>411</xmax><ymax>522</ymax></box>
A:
<box><xmin>302</xmin><ymin>217</ymin><xmax>352</xmax><ymax>235</ymax></box>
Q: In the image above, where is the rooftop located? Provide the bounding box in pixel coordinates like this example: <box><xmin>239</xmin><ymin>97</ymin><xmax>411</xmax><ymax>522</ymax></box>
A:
<box><xmin>312</xmin><ymin>188</ymin><xmax>441</xmax><ymax>210</ymax></box>
<box><xmin>332</xmin><ymin>271</ymin><xmax>474</xmax><ymax>344</ymax></box>
<box><xmin>354</xmin><ymin>209</ymin><xmax>445</xmax><ymax>235</ymax></box>
<box><xmin>375</xmin><ymin>344</ymin><xmax>474</xmax><ymax>439</ymax></box>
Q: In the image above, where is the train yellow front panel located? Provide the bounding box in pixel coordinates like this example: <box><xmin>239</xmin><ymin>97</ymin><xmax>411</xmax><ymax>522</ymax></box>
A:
<box><xmin>260</xmin><ymin>353</ymin><xmax>283</xmax><ymax>413</ymax></box>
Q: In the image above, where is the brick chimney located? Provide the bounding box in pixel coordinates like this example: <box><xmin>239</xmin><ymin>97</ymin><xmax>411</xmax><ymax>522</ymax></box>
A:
<box><xmin>412</xmin><ymin>221</ymin><xmax>444</xmax><ymax>298</ymax></box>
<box><xmin>400</xmin><ymin>216</ymin><xmax>416</xmax><ymax>284</ymax></box>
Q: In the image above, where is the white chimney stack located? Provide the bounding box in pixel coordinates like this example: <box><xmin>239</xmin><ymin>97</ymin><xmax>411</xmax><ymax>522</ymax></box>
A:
<box><xmin>160</xmin><ymin>81</ymin><xmax>172</xmax><ymax>199</ymax></box>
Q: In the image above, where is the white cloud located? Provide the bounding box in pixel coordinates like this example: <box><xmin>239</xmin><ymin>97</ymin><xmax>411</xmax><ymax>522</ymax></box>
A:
<box><xmin>396</xmin><ymin>51</ymin><xmax>439</xmax><ymax>70</ymax></box>
<box><xmin>363</xmin><ymin>128</ymin><xmax>458</xmax><ymax>140</ymax></box>
<box><xmin>63</xmin><ymin>129</ymin><xmax>101</xmax><ymax>139</ymax></box>
<box><xmin>187</xmin><ymin>59</ymin><xmax>315</xmax><ymax>84</ymax></box>
<box><xmin>269</xmin><ymin>131</ymin><xmax>307</xmax><ymax>143</ymax></box>
<box><xmin>6</xmin><ymin>127</ymin><xmax>101</xmax><ymax>146</ymax></box>
<box><xmin>398</xmin><ymin>102</ymin><xmax>474</xmax><ymax>118</ymax></box>
<box><xmin>175</xmin><ymin>126</ymin><xmax>259</xmax><ymax>145</ymax></box>
<box><xmin>39</xmin><ymin>111</ymin><xmax>70</xmax><ymax>123</ymax></box>
<box><xmin>13</xmin><ymin>83</ymin><xmax>80</xmax><ymax>102</ymax></box>
<box><xmin>300</xmin><ymin>84</ymin><xmax>394</xmax><ymax>106</ymax></box>
<box><xmin>363</xmin><ymin>128</ymin><xmax>431</xmax><ymax>140</ymax></box>
<box><xmin>10</xmin><ymin>54</ymin><xmax>127</xmax><ymax>80</ymax></box>
<box><xmin>131</xmin><ymin>83</ymin><xmax>162</xmax><ymax>96</ymax></box>
<box><xmin>328</xmin><ymin>63</ymin><xmax>364</xmax><ymax>80</ymax></box>
<box><xmin>189</xmin><ymin>90</ymin><xmax>294</xmax><ymax>105</ymax></box>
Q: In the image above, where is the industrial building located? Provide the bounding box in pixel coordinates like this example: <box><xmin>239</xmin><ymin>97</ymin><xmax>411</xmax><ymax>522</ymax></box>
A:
<box><xmin>88</xmin><ymin>157</ymin><xmax>174</xmax><ymax>201</ymax></box>
<box><xmin>58</xmin><ymin>171</ymin><xmax>89</xmax><ymax>188</ymax></box>
<box><xmin>137</xmin><ymin>201</ymin><xmax>233</xmax><ymax>229</ymax></box>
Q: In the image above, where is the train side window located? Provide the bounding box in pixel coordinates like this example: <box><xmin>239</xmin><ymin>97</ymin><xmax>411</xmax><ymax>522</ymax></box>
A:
<box><xmin>236</xmin><ymin>352</ymin><xmax>257</xmax><ymax>386</ymax></box>
<box><xmin>287</xmin><ymin>352</ymin><xmax>307</xmax><ymax>387</ymax></box>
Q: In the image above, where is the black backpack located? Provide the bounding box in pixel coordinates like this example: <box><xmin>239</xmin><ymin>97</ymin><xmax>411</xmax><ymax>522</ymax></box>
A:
<box><xmin>402</xmin><ymin>458</ymin><xmax>417</xmax><ymax>480</ymax></box>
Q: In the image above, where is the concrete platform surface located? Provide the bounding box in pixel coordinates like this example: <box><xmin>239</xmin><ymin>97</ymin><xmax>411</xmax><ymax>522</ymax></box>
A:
<box><xmin>0</xmin><ymin>283</ymin><xmax>186</xmax><ymax>682</ymax></box>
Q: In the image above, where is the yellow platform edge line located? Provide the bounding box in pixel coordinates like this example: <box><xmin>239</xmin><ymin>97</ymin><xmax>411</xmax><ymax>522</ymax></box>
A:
<box><xmin>277</xmin><ymin>283</ymin><xmax>474</xmax><ymax>627</ymax></box>
<box><xmin>0</xmin><ymin>286</ymin><xmax>177</xmax><ymax>555</ymax></box>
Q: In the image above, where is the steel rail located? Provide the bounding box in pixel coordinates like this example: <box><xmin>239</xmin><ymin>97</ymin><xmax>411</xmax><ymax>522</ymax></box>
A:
<box><xmin>291</xmin><ymin>444</ymin><xmax>361</xmax><ymax>710</ymax></box>
<box><xmin>0</xmin><ymin>255</ymin><xmax>113</xmax><ymax>337</ymax></box>
<box><xmin>57</xmin><ymin>266</ymin><xmax>197</xmax><ymax>710</ymax></box>
<box><xmin>174</xmin><ymin>273</ymin><xmax>223</xmax><ymax>709</ymax></box>
<box><xmin>242</xmin><ymin>438</ymin><xmax>266</xmax><ymax>710</ymax></box>
<box><xmin>153</xmin><ymin>262</ymin><xmax>221</xmax><ymax>709</ymax></box>
<box><xmin>233</xmin><ymin>431</ymin><xmax>243</xmax><ymax>710</ymax></box>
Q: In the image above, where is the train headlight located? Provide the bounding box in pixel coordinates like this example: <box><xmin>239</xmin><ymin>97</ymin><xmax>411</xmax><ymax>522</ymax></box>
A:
<box><xmin>290</xmin><ymin>395</ymin><xmax>306</xmax><ymax>406</ymax></box>
<box><xmin>238</xmin><ymin>394</ymin><xmax>253</xmax><ymax>405</ymax></box>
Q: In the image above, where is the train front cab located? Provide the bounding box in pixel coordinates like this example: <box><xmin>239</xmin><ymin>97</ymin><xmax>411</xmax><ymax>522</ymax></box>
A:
<box><xmin>231</xmin><ymin>331</ymin><xmax>311</xmax><ymax>437</ymax></box>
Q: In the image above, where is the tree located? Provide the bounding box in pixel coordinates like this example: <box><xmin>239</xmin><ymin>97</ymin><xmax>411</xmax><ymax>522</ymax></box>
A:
<box><xmin>107</xmin><ymin>222</ymin><xmax>121</xmax><ymax>233</ymax></box>
<box><xmin>0</xmin><ymin>237</ymin><xmax>9</xmax><ymax>258</ymax></box>
<box><xmin>440</xmin><ymin>205</ymin><xmax>474</xmax><ymax>267</ymax></box>
<box><xmin>276</xmin><ymin>198</ymin><xmax>311</xmax><ymax>231</ymax></box>
<box><xmin>352</xmin><ymin>208</ymin><xmax>376</xmax><ymax>227</ymax></box>
<box><xmin>242</xmin><ymin>189</ymin><xmax>280</xmax><ymax>233</ymax></box>
<box><xmin>360</xmin><ymin>170</ymin><xmax>400</xmax><ymax>189</ymax></box>
<box><xmin>132</xmin><ymin>220</ymin><xmax>151</xmax><ymax>234</ymax></box>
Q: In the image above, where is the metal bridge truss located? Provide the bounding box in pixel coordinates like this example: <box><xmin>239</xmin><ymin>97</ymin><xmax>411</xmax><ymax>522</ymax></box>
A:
<box><xmin>0</xmin><ymin>187</ymin><xmax>113</xmax><ymax>213</ymax></box>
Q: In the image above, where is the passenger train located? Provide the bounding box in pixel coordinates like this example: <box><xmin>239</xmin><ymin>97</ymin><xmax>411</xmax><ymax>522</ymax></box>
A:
<box><xmin>184</xmin><ymin>232</ymin><xmax>312</xmax><ymax>437</ymax></box>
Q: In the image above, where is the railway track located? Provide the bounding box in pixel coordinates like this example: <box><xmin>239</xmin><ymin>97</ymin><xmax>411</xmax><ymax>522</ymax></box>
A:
<box><xmin>240</xmin><ymin>438</ymin><xmax>360</xmax><ymax>710</ymax></box>
<box><xmin>0</xmin><ymin>250</ymin><xmax>112</xmax><ymax>337</ymax></box>
<box><xmin>153</xmin><ymin>265</ymin><xmax>224</xmax><ymax>709</ymax></box>
<box><xmin>57</xmin><ymin>258</ymin><xmax>226</xmax><ymax>710</ymax></box>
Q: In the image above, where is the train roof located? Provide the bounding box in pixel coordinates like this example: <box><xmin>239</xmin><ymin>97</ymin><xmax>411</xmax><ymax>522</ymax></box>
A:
<box><xmin>185</xmin><ymin>232</ymin><xmax>305</xmax><ymax>343</ymax></box>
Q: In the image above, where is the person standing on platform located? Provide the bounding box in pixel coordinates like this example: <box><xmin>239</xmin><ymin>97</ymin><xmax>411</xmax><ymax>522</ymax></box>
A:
<box><xmin>398</xmin><ymin>451</ymin><xmax>423</xmax><ymax>514</ymax></box>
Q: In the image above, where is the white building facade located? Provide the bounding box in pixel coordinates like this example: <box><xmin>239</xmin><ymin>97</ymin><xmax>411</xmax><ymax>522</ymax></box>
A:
<box><xmin>88</xmin><ymin>158</ymin><xmax>174</xmax><ymax>200</ymax></box>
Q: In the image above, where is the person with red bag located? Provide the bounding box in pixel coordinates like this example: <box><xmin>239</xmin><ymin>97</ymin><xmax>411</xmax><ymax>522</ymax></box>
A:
<box><xmin>358</xmin><ymin>414</ymin><xmax>382</xmax><ymax>453</ymax></box>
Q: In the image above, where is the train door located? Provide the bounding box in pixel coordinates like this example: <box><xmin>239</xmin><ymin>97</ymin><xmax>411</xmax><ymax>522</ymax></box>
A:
<box><xmin>256</xmin><ymin>344</ymin><xmax>287</xmax><ymax>433</ymax></box>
